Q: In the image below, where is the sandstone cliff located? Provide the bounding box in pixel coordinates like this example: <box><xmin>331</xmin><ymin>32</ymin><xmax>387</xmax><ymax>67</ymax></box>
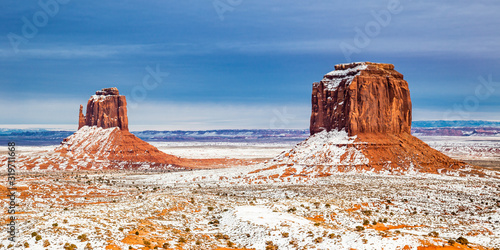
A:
<box><xmin>78</xmin><ymin>87</ymin><xmax>128</xmax><ymax>131</ymax></box>
<box><xmin>310</xmin><ymin>62</ymin><xmax>411</xmax><ymax>136</ymax></box>
<box><xmin>253</xmin><ymin>62</ymin><xmax>476</xmax><ymax>177</ymax></box>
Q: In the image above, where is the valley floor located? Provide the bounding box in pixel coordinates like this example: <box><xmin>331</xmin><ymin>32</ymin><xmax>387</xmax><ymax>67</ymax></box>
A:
<box><xmin>0</xmin><ymin>137</ymin><xmax>499</xmax><ymax>250</ymax></box>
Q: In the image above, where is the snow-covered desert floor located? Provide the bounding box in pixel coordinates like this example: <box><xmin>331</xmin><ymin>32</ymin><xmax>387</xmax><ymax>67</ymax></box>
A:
<box><xmin>1</xmin><ymin>137</ymin><xmax>499</xmax><ymax>250</ymax></box>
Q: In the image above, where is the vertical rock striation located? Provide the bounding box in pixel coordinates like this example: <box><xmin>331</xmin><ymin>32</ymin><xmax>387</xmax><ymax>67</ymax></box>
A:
<box><xmin>254</xmin><ymin>62</ymin><xmax>475</xmax><ymax>176</ymax></box>
<box><xmin>79</xmin><ymin>87</ymin><xmax>129</xmax><ymax>131</ymax></box>
<box><xmin>310</xmin><ymin>62</ymin><xmax>412</xmax><ymax>136</ymax></box>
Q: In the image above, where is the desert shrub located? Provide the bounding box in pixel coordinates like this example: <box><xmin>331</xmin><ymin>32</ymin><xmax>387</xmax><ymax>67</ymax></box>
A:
<box><xmin>52</xmin><ymin>223</ymin><xmax>58</xmax><ymax>227</ymax></box>
<box><xmin>281</xmin><ymin>232</ymin><xmax>289</xmax><ymax>238</ymax></box>
<box><xmin>325</xmin><ymin>204</ymin><xmax>331</xmax><ymax>208</ymax></box>
<box><xmin>43</xmin><ymin>240</ymin><xmax>50</xmax><ymax>247</ymax></box>
<box><xmin>162</xmin><ymin>243</ymin><xmax>170</xmax><ymax>248</ymax></box>
<box><xmin>208</xmin><ymin>219</ymin><xmax>220</xmax><ymax>226</ymax></box>
<box><xmin>313</xmin><ymin>237</ymin><xmax>323</xmax><ymax>243</ymax></box>
<box><xmin>185</xmin><ymin>228</ymin><xmax>190</xmax><ymax>232</ymax></box>
<box><xmin>31</xmin><ymin>232</ymin><xmax>38</xmax><ymax>237</ymax></box>
<box><xmin>363</xmin><ymin>219</ymin><xmax>370</xmax><ymax>226</ymax></box>
<box><xmin>63</xmin><ymin>219</ymin><xmax>68</xmax><ymax>223</ymax></box>
<box><xmin>328</xmin><ymin>233</ymin><xmax>336</xmax><ymax>239</ymax></box>
<box><xmin>227</xmin><ymin>241</ymin><xmax>234</xmax><ymax>247</ymax></box>
<box><xmin>7</xmin><ymin>244</ymin><xmax>13</xmax><ymax>248</ymax></box>
<box><xmin>83</xmin><ymin>242</ymin><xmax>93</xmax><ymax>250</ymax></box>
<box><xmin>135</xmin><ymin>231</ymin><xmax>139</xmax><ymax>235</ymax></box>
<box><xmin>78</xmin><ymin>233</ymin><xmax>88</xmax><ymax>241</ymax></box>
<box><xmin>314</xmin><ymin>202</ymin><xmax>321</xmax><ymax>208</ymax></box>
<box><xmin>64</xmin><ymin>243</ymin><xmax>77</xmax><ymax>250</ymax></box>
<box><xmin>383</xmin><ymin>218</ymin><xmax>388</xmax><ymax>223</ymax></box>
<box><xmin>178</xmin><ymin>237</ymin><xmax>186</xmax><ymax>243</ymax></box>
<box><xmin>355</xmin><ymin>226</ymin><xmax>365</xmax><ymax>231</ymax></box>
<box><xmin>448</xmin><ymin>239</ymin><xmax>455</xmax><ymax>245</ymax></box>
<box><xmin>361</xmin><ymin>210</ymin><xmax>372</xmax><ymax>216</ymax></box>
<box><xmin>143</xmin><ymin>239</ymin><xmax>151</xmax><ymax>246</ymax></box>
<box><xmin>207</xmin><ymin>206</ymin><xmax>214</xmax><ymax>211</ymax></box>
<box><xmin>265</xmin><ymin>241</ymin><xmax>278</xmax><ymax>250</ymax></box>
<box><xmin>24</xmin><ymin>242</ymin><xmax>29</xmax><ymax>248</ymax></box>
<box><xmin>214</xmin><ymin>233</ymin><xmax>230</xmax><ymax>240</ymax></box>
<box><xmin>314</xmin><ymin>222</ymin><xmax>321</xmax><ymax>226</ymax></box>
<box><xmin>118</xmin><ymin>227</ymin><xmax>124</xmax><ymax>231</ymax></box>
<box><xmin>287</xmin><ymin>207</ymin><xmax>297</xmax><ymax>213</ymax></box>
<box><xmin>372</xmin><ymin>221</ymin><xmax>377</xmax><ymax>225</ymax></box>
<box><xmin>84</xmin><ymin>242</ymin><xmax>93</xmax><ymax>250</ymax></box>
<box><xmin>428</xmin><ymin>231</ymin><xmax>439</xmax><ymax>237</ymax></box>
<box><xmin>195</xmin><ymin>239</ymin><xmax>201</xmax><ymax>245</ymax></box>
<box><xmin>456</xmin><ymin>237</ymin><xmax>469</xmax><ymax>245</ymax></box>
<box><xmin>35</xmin><ymin>235</ymin><xmax>42</xmax><ymax>241</ymax></box>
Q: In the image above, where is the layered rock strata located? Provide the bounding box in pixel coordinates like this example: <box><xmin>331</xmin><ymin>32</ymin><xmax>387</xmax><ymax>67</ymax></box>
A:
<box><xmin>311</xmin><ymin>62</ymin><xmax>411</xmax><ymax>136</ymax></box>
<box><xmin>78</xmin><ymin>87</ymin><xmax>128</xmax><ymax>131</ymax></box>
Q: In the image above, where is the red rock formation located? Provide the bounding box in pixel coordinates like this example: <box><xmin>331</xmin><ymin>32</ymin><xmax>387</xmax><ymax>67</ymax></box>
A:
<box><xmin>40</xmin><ymin>87</ymin><xmax>249</xmax><ymax>170</ymax></box>
<box><xmin>251</xmin><ymin>62</ymin><xmax>477</xmax><ymax>177</ymax></box>
<box><xmin>78</xmin><ymin>105</ymin><xmax>85</xmax><ymax>129</ymax></box>
<box><xmin>79</xmin><ymin>87</ymin><xmax>128</xmax><ymax>131</ymax></box>
<box><xmin>311</xmin><ymin>62</ymin><xmax>412</xmax><ymax>136</ymax></box>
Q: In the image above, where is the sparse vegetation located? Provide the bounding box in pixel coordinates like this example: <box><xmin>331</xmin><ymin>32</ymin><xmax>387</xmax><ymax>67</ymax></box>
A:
<box><xmin>265</xmin><ymin>241</ymin><xmax>278</xmax><ymax>250</ymax></box>
<box><xmin>78</xmin><ymin>233</ymin><xmax>88</xmax><ymax>241</ymax></box>
<box><xmin>456</xmin><ymin>237</ymin><xmax>469</xmax><ymax>245</ymax></box>
<box><xmin>361</xmin><ymin>210</ymin><xmax>372</xmax><ymax>216</ymax></box>
<box><xmin>428</xmin><ymin>231</ymin><xmax>439</xmax><ymax>237</ymax></box>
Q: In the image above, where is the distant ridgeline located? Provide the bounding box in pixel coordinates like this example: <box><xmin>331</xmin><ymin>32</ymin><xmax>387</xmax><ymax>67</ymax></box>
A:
<box><xmin>1</xmin><ymin>120</ymin><xmax>499</xmax><ymax>146</ymax></box>
<box><xmin>411</xmin><ymin>120</ymin><xmax>500</xmax><ymax>136</ymax></box>
<box><xmin>412</xmin><ymin>120</ymin><xmax>500</xmax><ymax>128</ymax></box>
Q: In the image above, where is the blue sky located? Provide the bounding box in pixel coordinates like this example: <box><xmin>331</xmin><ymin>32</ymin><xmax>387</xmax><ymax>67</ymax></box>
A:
<box><xmin>1</xmin><ymin>0</ymin><xmax>499</xmax><ymax>130</ymax></box>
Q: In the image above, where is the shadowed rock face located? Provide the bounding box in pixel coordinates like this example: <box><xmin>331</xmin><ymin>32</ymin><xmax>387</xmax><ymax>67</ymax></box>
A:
<box><xmin>310</xmin><ymin>62</ymin><xmax>412</xmax><ymax>136</ymax></box>
<box><xmin>78</xmin><ymin>87</ymin><xmax>129</xmax><ymax>131</ymax></box>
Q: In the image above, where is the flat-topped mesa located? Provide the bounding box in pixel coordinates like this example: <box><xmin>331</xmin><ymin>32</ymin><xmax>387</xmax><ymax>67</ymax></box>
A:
<box><xmin>78</xmin><ymin>87</ymin><xmax>129</xmax><ymax>131</ymax></box>
<box><xmin>310</xmin><ymin>62</ymin><xmax>411</xmax><ymax>136</ymax></box>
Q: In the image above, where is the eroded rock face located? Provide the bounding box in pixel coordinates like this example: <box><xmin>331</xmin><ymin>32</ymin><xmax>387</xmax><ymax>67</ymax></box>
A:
<box><xmin>78</xmin><ymin>105</ymin><xmax>85</xmax><ymax>129</ymax></box>
<box><xmin>310</xmin><ymin>62</ymin><xmax>412</xmax><ymax>136</ymax></box>
<box><xmin>79</xmin><ymin>87</ymin><xmax>129</xmax><ymax>131</ymax></box>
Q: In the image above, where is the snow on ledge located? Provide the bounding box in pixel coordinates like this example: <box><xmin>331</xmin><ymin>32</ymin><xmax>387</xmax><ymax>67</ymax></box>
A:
<box><xmin>320</xmin><ymin>63</ymin><xmax>368</xmax><ymax>91</ymax></box>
